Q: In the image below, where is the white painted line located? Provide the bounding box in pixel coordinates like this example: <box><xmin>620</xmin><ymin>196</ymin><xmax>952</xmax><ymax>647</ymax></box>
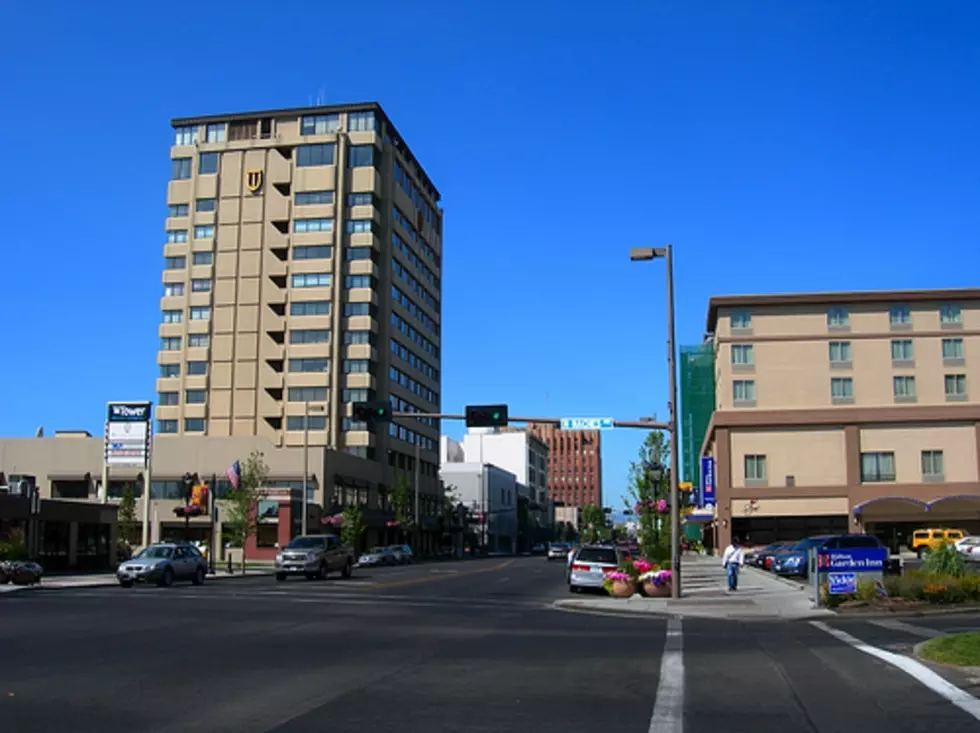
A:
<box><xmin>869</xmin><ymin>618</ymin><xmax>943</xmax><ymax>639</ymax></box>
<box><xmin>497</xmin><ymin>576</ymin><xmax>510</xmax><ymax>583</ymax></box>
<box><xmin>648</xmin><ymin>617</ymin><xmax>683</xmax><ymax>733</ymax></box>
<box><xmin>811</xmin><ymin>621</ymin><xmax>980</xmax><ymax>722</ymax></box>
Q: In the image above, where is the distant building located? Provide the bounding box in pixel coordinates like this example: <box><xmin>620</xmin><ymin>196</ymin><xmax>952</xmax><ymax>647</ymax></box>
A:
<box><xmin>439</xmin><ymin>462</ymin><xmax>517</xmax><ymax>554</ymax></box>
<box><xmin>526</xmin><ymin>424</ymin><xmax>602</xmax><ymax>509</ymax></box>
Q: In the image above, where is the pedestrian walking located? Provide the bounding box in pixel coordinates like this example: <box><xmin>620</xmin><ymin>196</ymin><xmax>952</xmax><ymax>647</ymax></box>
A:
<box><xmin>721</xmin><ymin>538</ymin><xmax>745</xmax><ymax>591</ymax></box>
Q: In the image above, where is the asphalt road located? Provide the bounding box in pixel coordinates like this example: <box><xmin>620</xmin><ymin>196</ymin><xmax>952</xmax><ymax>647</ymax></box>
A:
<box><xmin>1</xmin><ymin>556</ymin><xmax>979</xmax><ymax>732</ymax></box>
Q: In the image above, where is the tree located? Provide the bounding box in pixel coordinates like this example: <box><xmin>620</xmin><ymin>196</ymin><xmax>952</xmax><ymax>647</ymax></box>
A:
<box><xmin>390</xmin><ymin>474</ymin><xmax>413</xmax><ymax>543</ymax></box>
<box><xmin>118</xmin><ymin>483</ymin><xmax>137</xmax><ymax>545</ymax></box>
<box><xmin>580</xmin><ymin>504</ymin><xmax>607</xmax><ymax>545</ymax></box>
<box><xmin>341</xmin><ymin>504</ymin><xmax>366</xmax><ymax>553</ymax></box>
<box><xmin>224</xmin><ymin>450</ymin><xmax>269</xmax><ymax>574</ymax></box>
<box><xmin>625</xmin><ymin>431</ymin><xmax>672</xmax><ymax>562</ymax></box>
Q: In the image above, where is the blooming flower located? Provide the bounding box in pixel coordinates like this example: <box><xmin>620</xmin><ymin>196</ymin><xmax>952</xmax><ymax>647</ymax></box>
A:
<box><xmin>656</xmin><ymin>499</ymin><xmax>669</xmax><ymax>514</ymax></box>
<box><xmin>633</xmin><ymin>559</ymin><xmax>653</xmax><ymax>574</ymax></box>
<box><xmin>606</xmin><ymin>571</ymin><xmax>630</xmax><ymax>582</ymax></box>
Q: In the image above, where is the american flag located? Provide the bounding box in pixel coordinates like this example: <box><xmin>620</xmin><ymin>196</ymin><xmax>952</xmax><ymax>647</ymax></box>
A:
<box><xmin>227</xmin><ymin>461</ymin><xmax>241</xmax><ymax>490</ymax></box>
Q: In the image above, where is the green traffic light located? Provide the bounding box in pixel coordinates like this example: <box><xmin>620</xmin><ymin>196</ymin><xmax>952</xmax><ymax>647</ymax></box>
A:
<box><xmin>492</xmin><ymin>412</ymin><xmax>500</xmax><ymax>420</ymax></box>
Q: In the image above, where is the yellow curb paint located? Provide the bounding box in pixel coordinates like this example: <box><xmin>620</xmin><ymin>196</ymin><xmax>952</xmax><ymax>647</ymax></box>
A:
<box><xmin>362</xmin><ymin>560</ymin><xmax>516</xmax><ymax>591</ymax></box>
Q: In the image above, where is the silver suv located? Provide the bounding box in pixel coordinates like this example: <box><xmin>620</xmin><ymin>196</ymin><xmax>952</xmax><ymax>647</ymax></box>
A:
<box><xmin>275</xmin><ymin>535</ymin><xmax>354</xmax><ymax>581</ymax></box>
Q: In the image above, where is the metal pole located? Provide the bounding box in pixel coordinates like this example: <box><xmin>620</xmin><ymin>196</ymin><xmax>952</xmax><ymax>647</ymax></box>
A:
<box><xmin>302</xmin><ymin>402</ymin><xmax>309</xmax><ymax>536</ymax></box>
<box><xmin>665</xmin><ymin>244</ymin><xmax>681</xmax><ymax>600</ymax></box>
<box><xmin>414</xmin><ymin>438</ymin><xmax>421</xmax><ymax>554</ymax></box>
<box><xmin>141</xmin><ymin>449</ymin><xmax>152</xmax><ymax>550</ymax></box>
<box><xmin>209</xmin><ymin>472</ymin><xmax>217</xmax><ymax>575</ymax></box>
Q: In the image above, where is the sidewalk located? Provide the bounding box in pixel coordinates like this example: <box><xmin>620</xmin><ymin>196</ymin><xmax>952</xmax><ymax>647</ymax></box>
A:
<box><xmin>0</xmin><ymin>568</ymin><xmax>273</xmax><ymax>594</ymax></box>
<box><xmin>554</xmin><ymin>555</ymin><xmax>833</xmax><ymax>621</ymax></box>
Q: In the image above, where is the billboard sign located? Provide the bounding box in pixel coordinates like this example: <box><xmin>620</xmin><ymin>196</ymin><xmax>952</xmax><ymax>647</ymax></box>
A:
<box><xmin>700</xmin><ymin>457</ymin><xmax>716</xmax><ymax>509</ymax></box>
<box><xmin>105</xmin><ymin>401</ymin><xmax>152</xmax><ymax>467</ymax></box>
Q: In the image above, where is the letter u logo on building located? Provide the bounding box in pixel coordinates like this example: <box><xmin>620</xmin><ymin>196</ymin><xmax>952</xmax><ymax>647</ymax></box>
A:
<box><xmin>246</xmin><ymin>169</ymin><xmax>264</xmax><ymax>193</ymax></box>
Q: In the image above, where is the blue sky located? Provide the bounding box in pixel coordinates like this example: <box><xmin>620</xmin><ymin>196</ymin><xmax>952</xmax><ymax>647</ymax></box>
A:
<box><xmin>1</xmin><ymin>1</ymin><xmax>978</xmax><ymax>510</ymax></box>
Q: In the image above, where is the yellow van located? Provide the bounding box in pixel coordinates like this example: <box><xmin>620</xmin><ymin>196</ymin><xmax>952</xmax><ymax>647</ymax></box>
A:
<box><xmin>911</xmin><ymin>528</ymin><xmax>965</xmax><ymax>557</ymax></box>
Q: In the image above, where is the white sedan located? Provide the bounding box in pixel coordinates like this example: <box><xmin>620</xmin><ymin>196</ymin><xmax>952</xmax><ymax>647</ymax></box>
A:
<box><xmin>954</xmin><ymin>536</ymin><xmax>980</xmax><ymax>562</ymax></box>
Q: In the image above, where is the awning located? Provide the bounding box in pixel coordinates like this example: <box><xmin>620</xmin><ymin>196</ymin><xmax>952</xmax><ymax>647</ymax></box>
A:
<box><xmin>683</xmin><ymin>509</ymin><xmax>715</xmax><ymax>524</ymax></box>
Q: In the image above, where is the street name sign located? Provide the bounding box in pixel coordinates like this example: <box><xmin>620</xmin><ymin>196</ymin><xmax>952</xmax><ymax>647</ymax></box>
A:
<box><xmin>559</xmin><ymin>417</ymin><xmax>614</xmax><ymax>431</ymax></box>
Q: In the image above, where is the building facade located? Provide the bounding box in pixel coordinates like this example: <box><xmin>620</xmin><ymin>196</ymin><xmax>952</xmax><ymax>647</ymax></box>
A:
<box><xmin>439</xmin><ymin>462</ymin><xmax>518</xmax><ymax>554</ymax></box>
<box><xmin>527</xmin><ymin>424</ymin><xmax>602</xmax><ymax>509</ymax></box>
<box><xmin>460</xmin><ymin>429</ymin><xmax>550</xmax><ymax>510</ymax></box>
<box><xmin>156</xmin><ymin>103</ymin><xmax>444</xmax><ymax>539</ymax></box>
<box><xmin>701</xmin><ymin>288</ymin><xmax>980</xmax><ymax>553</ymax></box>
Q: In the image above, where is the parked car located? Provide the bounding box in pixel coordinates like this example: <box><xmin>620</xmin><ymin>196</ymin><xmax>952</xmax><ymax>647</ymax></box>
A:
<box><xmin>117</xmin><ymin>543</ymin><xmax>207</xmax><ymax>587</ymax></box>
<box><xmin>955</xmin><ymin>536</ymin><xmax>980</xmax><ymax>562</ymax></box>
<box><xmin>568</xmin><ymin>545</ymin><xmax>623</xmax><ymax>593</ymax></box>
<box><xmin>754</xmin><ymin>541</ymin><xmax>796</xmax><ymax>570</ymax></box>
<box><xmin>771</xmin><ymin>534</ymin><xmax>884</xmax><ymax>578</ymax></box>
<box><xmin>912</xmin><ymin>528</ymin><xmax>966</xmax><ymax>558</ymax></box>
<box><xmin>275</xmin><ymin>535</ymin><xmax>355</xmax><ymax>581</ymax></box>
<box><xmin>387</xmin><ymin>544</ymin><xmax>415</xmax><ymax>564</ymax></box>
<box><xmin>0</xmin><ymin>560</ymin><xmax>43</xmax><ymax>586</ymax></box>
<box><xmin>531</xmin><ymin>543</ymin><xmax>547</xmax><ymax>554</ymax></box>
<box><xmin>357</xmin><ymin>546</ymin><xmax>397</xmax><ymax>567</ymax></box>
<box><xmin>547</xmin><ymin>542</ymin><xmax>572</xmax><ymax>561</ymax></box>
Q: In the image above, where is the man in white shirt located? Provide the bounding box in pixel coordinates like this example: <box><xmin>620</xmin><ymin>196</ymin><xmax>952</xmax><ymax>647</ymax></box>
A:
<box><xmin>721</xmin><ymin>538</ymin><xmax>745</xmax><ymax>592</ymax></box>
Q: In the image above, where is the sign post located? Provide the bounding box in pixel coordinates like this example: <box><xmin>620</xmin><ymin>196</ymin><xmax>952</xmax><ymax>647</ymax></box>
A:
<box><xmin>104</xmin><ymin>401</ymin><xmax>153</xmax><ymax>548</ymax></box>
<box><xmin>812</xmin><ymin>546</ymin><xmax>888</xmax><ymax>606</ymax></box>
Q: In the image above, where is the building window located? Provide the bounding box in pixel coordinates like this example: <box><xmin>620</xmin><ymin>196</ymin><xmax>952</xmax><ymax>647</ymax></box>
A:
<box><xmin>830</xmin><ymin>377</ymin><xmax>853</xmax><ymax>404</ymax></box>
<box><xmin>184</xmin><ymin>418</ymin><xmax>206</xmax><ymax>432</ymax></box>
<box><xmin>187</xmin><ymin>361</ymin><xmax>207</xmax><ymax>375</ymax></box>
<box><xmin>343</xmin><ymin>359</ymin><xmax>371</xmax><ymax>373</ymax></box>
<box><xmin>185</xmin><ymin>389</ymin><xmax>207</xmax><ymax>404</ymax></box>
<box><xmin>191</xmin><ymin>279</ymin><xmax>211</xmax><ymax>293</ymax></box>
<box><xmin>345</xmin><ymin>331</ymin><xmax>372</xmax><ymax>345</ymax></box>
<box><xmin>343</xmin><ymin>388</ymin><xmax>374</xmax><ymax>403</ymax></box>
<box><xmin>348</xmin><ymin>145</ymin><xmax>375</xmax><ymax>167</ymax></box>
<box><xmin>945</xmin><ymin>374</ymin><xmax>968</xmax><ymax>401</ymax></box>
<box><xmin>174</xmin><ymin>126</ymin><xmax>197</xmax><ymax>146</ymax></box>
<box><xmin>893</xmin><ymin>376</ymin><xmax>916</xmax><ymax>402</ymax></box>
<box><xmin>827</xmin><ymin>307</ymin><xmax>850</xmax><ymax>330</ymax></box>
<box><xmin>861</xmin><ymin>452</ymin><xmax>896</xmax><ymax>482</ymax></box>
<box><xmin>294</xmin><ymin>218</ymin><xmax>334</xmax><ymax>233</ymax></box>
<box><xmin>744</xmin><ymin>455</ymin><xmax>767</xmax><ymax>483</ymax></box>
<box><xmin>344</xmin><ymin>303</ymin><xmax>371</xmax><ymax>316</ymax></box>
<box><xmin>828</xmin><ymin>341</ymin><xmax>852</xmax><ymax>367</ymax></box>
<box><xmin>190</xmin><ymin>306</ymin><xmax>211</xmax><ymax>320</ymax></box>
<box><xmin>291</xmin><ymin>273</ymin><xmax>332</xmax><ymax>288</ymax></box>
<box><xmin>347</xmin><ymin>111</ymin><xmax>376</xmax><ymax>132</ymax></box>
<box><xmin>196</xmin><ymin>198</ymin><xmax>216</xmax><ymax>212</ymax></box>
<box><xmin>198</xmin><ymin>153</ymin><xmax>219</xmax><ymax>175</ymax></box>
<box><xmin>300</xmin><ymin>114</ymin><xmax>340</xmax><ymax>135</ymax></box>
<box><xmin>166</xmin><ymin>229</ymin><xmax>188</xmax><ymax>243</ymax></box>
<box><xmin>158</xmin><ymin>391</ymin><xmax>178</xmax><ymax>406</ymax></box>
<box><xmin>296</xmin><ymin>143</ymin><xmax>336</xmax><ymax>167</ymax></box>
<box><xmin>942</xmin><ymin>338</ymin><xmax>965</xmax><ymax>365</ymax></box>
<box><xmin>161</xmin><ymin>310</ymin><xmax>183</xmax><ymax>324</ymax></box>
<box><xmin>889</xmin><ymin>305</ymin><xmax>911</xmax><ymax>328</ymax></box>
<box><xmin>229</xmin><ymin>120</ymin><xmax>258</xmax><ymax>141</ymax></box>
<box><xmin>295</xmin><ymin>191</ymin><xmax>334</xmax><ymax>206</ymax></box>
<box><xmin>193</xmin><ymin>251</ymin><xmax>213</xmax><ymax>266</ymax></box>
<box><xmin>288</xmin><ymin>358</ymin><xmax>329</xmax><ymax>373</ymax></box>
<box><xmin>168</xmin><ymin>204</ymin><xmax>189</xmax><ymax>217</ymax></box>
<box><xmin>731</xmin><ymin>311</ymin><xmax>752</xmax><ymax>331</ymax></box>
<box><xmin>160</xmin><ymin>364</ymin><xmax>180</xmax><ymax>378</ymax></box>
<box><xmin>732</xmin><ymin>379</ymin><xmax>755</xmax><ymax>406</ymax></box>
<box><xmin>290</xmin><ymin>300</ymin><xmax>330</xmax><ymax>316</ymax></box>
<box><xmin>164</xmin><ymin>256</ymin><xmax>186</xmax><ymax>270</ymax></box>
<box><xmin>292</xmin><ymin>245</ymin><xmax>332</xmax><ymax>261</ymax></box>
<box><xmin>347</xmin><ymin>192</ymin><xmax>374</xmax><ymax>207</ymax></box>
<box><xmin>940</xmin><ymin>304</ymin><xmax>962</xmax><ymax>327</ymax></box>
<box><xmin>289</xmin><ymin>329</ymin><xmax>330</xmax><ymax>344</ymax></box>
<box><xmin>891</xmin><ymin>339</ymin><xmax>914</xmax><ymax>365</ymax></box>
<box><xmin>345</xmin><ymin>219</ymin><xmax>374</xmax><ymax>234</ymax></box>
<box><xmin>344</xmin><ymin>275</ymin><xmax>373</xmax><ymax>289</ymax></box>
<box><xmin>286</xmin><ymin>415</ymin><xmax>328</xmax><ymax>431</ymax></box>
<box><xmin>731</xmin><ymin>344</ymin><xmax>753</xmax><ymax>367</ymax></box>
<box><xmin>205</xmin><ymin>123</ymin><xmax>226</xmax><ymax>143</ymax></box>
<box><xmin>163</xmin><ymin>283</ymin><xmax>185</xmax><ymax>297</ymax></box>
<box><xmin>921</xmin><ymin>450</ymin><xmax>944</xmax><ymax>481</ymax></box>
<box><xmin>188</xmin><ymin>334</ymin><xmax>209</xmax><ymax>348</ymax></box>
<box><xmin>172</xmin><ymin>158</ymin><xmax>192</xmax><ymax>180</ymax></box>
<box><xmin>345</xmin><ymin>247</ymin><xmax>372</xmax><ymax>261</ymax></box>
<box><xmin>194</xmin><ymin>225</ymin><xmax>215</xmax><ymax>239</ymax></box>
<box><xmin>157</xmin><ymin>419</ymin><xmax>178</xmax><ymax>434</ymax></box>
<box><xmin>288</xmin><ymin>387</ymin><xmax>328</xmax><ymax>402</ymax></box>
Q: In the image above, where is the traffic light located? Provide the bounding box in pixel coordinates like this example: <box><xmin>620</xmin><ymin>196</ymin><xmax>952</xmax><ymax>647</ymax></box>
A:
<box><xmin>465</xmin><ymin>404</ymin><xmax>508</xmax><ymax>428</ymax></box>
<box><xmin>352</xmin><ymin>401</ymin><xmax>393</xmax><ymax>423</ymax></box>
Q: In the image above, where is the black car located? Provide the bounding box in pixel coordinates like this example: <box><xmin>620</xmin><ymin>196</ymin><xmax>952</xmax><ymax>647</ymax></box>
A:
<box><xmin>754</xmin><ymin>541</ymin><xmax>796</xmax><ymax>570</ymax></box>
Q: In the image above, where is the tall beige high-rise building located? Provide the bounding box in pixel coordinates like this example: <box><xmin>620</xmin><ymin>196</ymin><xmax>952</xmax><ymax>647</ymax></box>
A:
<box><xmin>156</xmin><ymin>103</ymin><xmax>442</xmax><ymax>487</ymax></box>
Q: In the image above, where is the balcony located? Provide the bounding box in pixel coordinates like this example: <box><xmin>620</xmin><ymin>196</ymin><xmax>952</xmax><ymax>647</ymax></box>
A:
<box><xmin>266</xmin><ymin>192</ymin><xmax>291</xmax><ymax>222</ymax></box>
<box><xmin>268</xmin><ymin>150</ymin><xmax>292</xmax><ymax>186</ymax></box>
<box><xmin>265</xmin><ymin>221</ymin><xmax>288</xmax><ymax>250</ymax></box>
<box><xmin>263</xmin><ymin>249</ymin><xmax>288</xmax><ymax>278</ymax></box>
<box><xmin>345</xmin><ymin>372</ymin><xmax>376</xmax><ymax>390</ymax></box>
<box><xmin>260</xmin><ymin>360</ymin><xmax>285</xmax><ymax>390</ymax></box>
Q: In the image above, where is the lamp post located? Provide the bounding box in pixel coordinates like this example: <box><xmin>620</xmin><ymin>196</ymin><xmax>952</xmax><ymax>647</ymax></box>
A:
<box><xmin>630</xmin><ymin>244</ymin><xmax>681</xmax><ymax>599</ymax></box>
<box><xmin>302</xmin><ymin>403</ymin><xmax>326</xmax><ymax>537</ymax></box>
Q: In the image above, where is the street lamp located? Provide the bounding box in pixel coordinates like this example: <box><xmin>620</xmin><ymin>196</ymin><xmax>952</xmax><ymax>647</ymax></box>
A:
<box><xmin>630</xmin><ymin>244</ymin><xmax>681</xmax><ymax>600</ymax></box>
<box><xmin>302</xmin><ymin>402</ymin><xmax>327</xmax><ymax>536</ymax></box>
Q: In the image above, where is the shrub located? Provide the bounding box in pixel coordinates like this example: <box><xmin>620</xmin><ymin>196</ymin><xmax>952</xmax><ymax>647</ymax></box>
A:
<box><xmin>0</xmin><ymin>541</ymin><xmax>29</xmax><ymax>562</ymax></box>
<box><xmin>922</xmin><ymin>544</ymin><xmax>966</xmax><ymax>578</ymax></box>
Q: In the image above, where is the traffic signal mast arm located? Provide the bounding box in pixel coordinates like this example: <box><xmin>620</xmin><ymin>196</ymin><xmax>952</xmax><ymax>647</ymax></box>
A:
<box><xmin>389</xmin><ymin>412</ymin><xmax>670</xmax><ymax>430</ymax></box>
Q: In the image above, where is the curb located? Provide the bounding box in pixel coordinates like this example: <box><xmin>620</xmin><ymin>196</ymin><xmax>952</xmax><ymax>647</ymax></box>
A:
<box><xmin>551</xmin><ymin>599</ymin><xmax>832</xmax><ymax>622</ymax></box>
<box><xmin>552</xmin><ymin>600</ymin><xmax>672</xmax><ymax>621</ymax></box>
<box><xmin>833</xmin><ymin>604</ymin><xmax>980</xmax><ymax>620</ymax></box>
<box><xmin>912</xmin><ymin>638</ymin><xmax>980</xmax><ymax>675</ymax></box>
<box><xmin>1</xmin><ymin>569</ymin><xmax>275</xmax><ymax>594</ymax></box>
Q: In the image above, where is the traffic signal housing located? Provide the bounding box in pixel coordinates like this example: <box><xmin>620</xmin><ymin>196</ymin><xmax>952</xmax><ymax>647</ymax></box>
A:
<box><xmin>352</xmin><ymin>401</ymin><xmax>393</xmax><ymax>424</ymax></box>
<box><xmin>465</xmin><ymin>404</ymin><xmax>508</xmax><ymax>428</ymax></box>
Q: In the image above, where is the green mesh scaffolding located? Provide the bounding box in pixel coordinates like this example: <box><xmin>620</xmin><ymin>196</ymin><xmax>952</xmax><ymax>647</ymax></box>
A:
<box><xmin>680</xmin><ymin>344</ymin><xmax>716</xmax><ymax>490</ymax></box>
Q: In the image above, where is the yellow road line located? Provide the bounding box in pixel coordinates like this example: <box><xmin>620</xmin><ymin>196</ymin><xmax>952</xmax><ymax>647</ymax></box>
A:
<box><xmin>362</xmin><ymin>559</ymin><xmax>515</xmax><ymax>591</ymax></box>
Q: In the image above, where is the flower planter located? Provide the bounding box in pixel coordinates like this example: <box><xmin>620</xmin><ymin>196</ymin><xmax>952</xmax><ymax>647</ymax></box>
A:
<box><xmin>643</xmin><ymin>580</ymin><xmax>671</xmax><ymax>598</ymax></box>
<box><xmin>608</xmin><ymin>579</ymin><xmax>636</xmax><ymax>598</ymax></box>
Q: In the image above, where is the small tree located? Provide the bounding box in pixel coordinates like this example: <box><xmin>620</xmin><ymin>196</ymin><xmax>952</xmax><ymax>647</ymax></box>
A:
<box><xmin>390</xmin><ymin>474</ymin><xmax>413</xmax><ymax>542</ymax></box>
<box><xmin>625</xmin><ymin>432</ymin><xmax>671</xmax><ymax>562</ymax></box>
<box><xmin>118</xmin><ymin>483</ymin><xmax>137</xmax><ymax>545</ymax></box>
<box><xmin>224</xmin><ymin>450</ymin><xmax>269</xmax><ymax>573</ymax></box>
<box><xmin>341</xmin><ymin>504</ymin><xmax>366</xmax><ymax>553</ymax></box>
<box><xmin>580</xmin><ymin>504</ymin><xmax>606</xmax><ymax>545</ymax></box>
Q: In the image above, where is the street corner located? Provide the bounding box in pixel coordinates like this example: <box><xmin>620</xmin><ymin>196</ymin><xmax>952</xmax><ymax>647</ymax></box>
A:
<box><xmin>551</xmin><ymin>595</ymin><xmax>671</xmax><ymax>619</ymax></box>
